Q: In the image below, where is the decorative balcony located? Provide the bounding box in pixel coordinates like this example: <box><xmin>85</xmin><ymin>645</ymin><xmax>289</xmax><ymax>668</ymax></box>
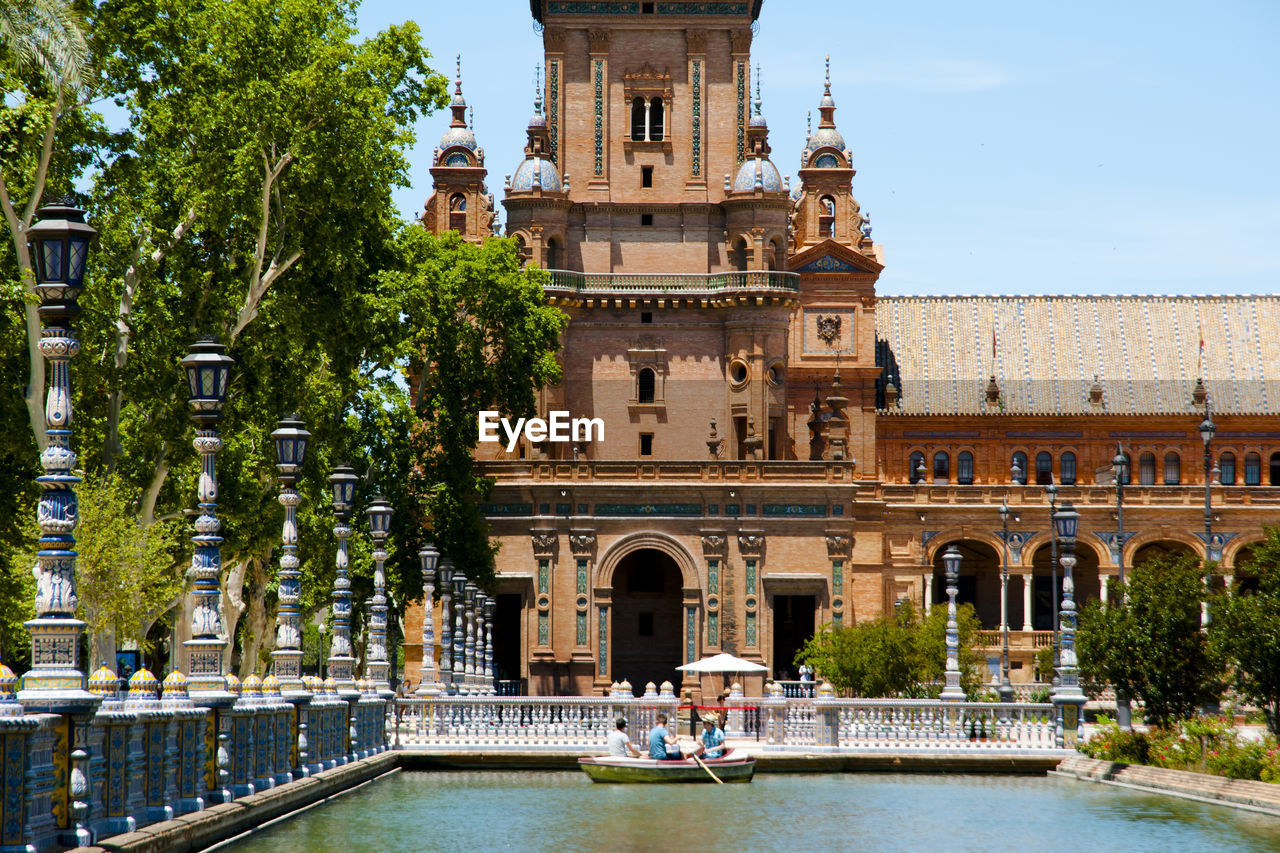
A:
<box><xmin>543</xmin><ymin>269</ymin><xmax>800</xmax><ymax>296</ymax></box>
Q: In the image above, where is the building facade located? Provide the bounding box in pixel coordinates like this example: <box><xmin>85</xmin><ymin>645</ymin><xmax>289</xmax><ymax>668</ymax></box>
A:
<box><xmin>406</xmin><ymin>0</ymin><xmax>1280</xmax><ymax>698</ymax></box>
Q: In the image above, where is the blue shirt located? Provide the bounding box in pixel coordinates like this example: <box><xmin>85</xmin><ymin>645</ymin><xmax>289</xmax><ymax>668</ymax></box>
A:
<box><xmin>648</xmin><ymin>724</ymin><xmax>670</xmax><ymax>759</ymax></box>
<box><xmin>701</xmin><ymin>725</ymin><xmax>725</xmax><ymax>758</ymax></box>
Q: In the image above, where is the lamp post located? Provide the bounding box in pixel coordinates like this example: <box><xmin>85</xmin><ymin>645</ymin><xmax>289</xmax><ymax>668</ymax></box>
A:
<box><xmin>996</xmin><ymin>501</ymin><xmax>1015</xmax><ymax>703</ymax></box>
<box><xmin>181</xmin><ymin>336</ymin><xmax>236</xmax><ymax>700</ymax></box>
<box><xmin>1046</xmin><ymin>480</ymin><xmax>1060</xmax><ymax>687</ymax></box>
<box><xmin>483</xmin><ymin>596</ymin><xmax>496</xmax><ymax>695</ymax></box>
<box><xmin>19</xmin><ymin>201</ymin><xmax>98</xmax><ymax>712</ymax></box>
<box><xmin>1051</xmin><ymin>502</ymin><xmax>1087</xmax><ymax>746</ymax></box>
<box><xmin>270</xmin><ymin>415</ymin><xmax>310</xmax><ymax>693</ymax></box>
<box><xmin>464</xmin><ymin>581</ymin><xmax>478</xmax><ymax>693</ymax></box>
<box><xmin>327</xmin><ymin>465</ymin><xmax>359</xmax><ymax>695</ymax></box>
<box><xmin>1111</xmin><ymin>446</ymin><xmax>1132</xmax><ymax>730</ymax></box>
<box><xmin>438</xmin><ymin>559</ymin><xmax>455</xmax><ymax>693</ymax></box>
<box><xmin>939</xmin><ymin>545</ymin><xmax>966</xmax><ymax>701</ymax></box>
<box><xmin>451</xmin><ymin>571</ymin><xmax>466</xmax><ymax>693</ymax></box>
<box><xmin>1199</xmin><ymin>406</ymin><xmax>1216</xmax><ymax>629</ymax></box>
<box><xmin>416</xmin><ymin>544</ymin><xmax>441</xmax><ymax>695</ymax></box>
<box><xmin>473</xmin><ymin>592</ymin><xmax>486</xmax><ymax>695</ymax></box>
<box><xmin>366</xmin><ymin>493</ymin><xmax>393</xmax><ymax>697</ymax></box>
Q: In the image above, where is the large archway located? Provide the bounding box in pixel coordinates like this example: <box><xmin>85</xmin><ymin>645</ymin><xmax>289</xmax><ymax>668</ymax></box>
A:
<box><xmin>931</xmin><ymin>540</ymin><xmax>1001</xmax><ymax>629</ymax></box>
<box><xmin>1131</xmin><ymin>539</ymin><xmax>1195</xmax><ymax>568</ymax></box>
<box><xmin>610</xmin><ymin>548</ymin><xmax>684</xmax><ymax>691</ymax></box>
<box><xmin>1030</xmin><ymin>543</ymin><xmax>1101</xmax><ymax>629</ymax></box>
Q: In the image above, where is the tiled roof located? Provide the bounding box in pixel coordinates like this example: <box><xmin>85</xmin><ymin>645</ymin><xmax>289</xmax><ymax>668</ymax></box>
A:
<box><xmin>875</xmin><ymin>295</ymin><xmax>1280</xmax><ymax>416</ymax></box>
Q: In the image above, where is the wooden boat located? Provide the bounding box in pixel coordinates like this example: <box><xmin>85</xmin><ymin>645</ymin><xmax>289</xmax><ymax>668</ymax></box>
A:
<box><xmin>578</xmin><ymin>749</ymin><xmax>755</xmax><ymax>783</ymax></box>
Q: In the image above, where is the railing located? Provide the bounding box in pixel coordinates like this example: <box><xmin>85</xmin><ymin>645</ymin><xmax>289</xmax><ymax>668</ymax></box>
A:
<box><xmin>975</xmin><ymin>630</ymin><xmax>1054</xmax><ymax>650</ymax></box>
<box><xmin>544</xmin><ymin>269</ymin><xmax>800</xmax><ymax>295</ymax></box>
<box><xmin>774</xmin><ymin>680</ymin><xmax>816</xmax><ymax>699</ymax></box>
<box><xmin>824</xmin><ymin>700</ymin><xmax>1058</xmax><ymax>751</ymax></box>
<box><xmin>477</xmin><ymin>459</ymin><xmax>864</xmax><ymax>486</ymax></box>
<box><xmin>394</xmin><ymin>695</ymin><xmax>678</xmax><ymax>750</ymax></box>
<box><xmin>391</xmin><ymin>695</ymin><xmax>1068</xmax><ymax>753</ymax></box>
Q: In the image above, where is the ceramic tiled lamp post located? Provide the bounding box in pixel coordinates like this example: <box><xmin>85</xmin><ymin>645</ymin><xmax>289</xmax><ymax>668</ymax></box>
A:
<box><xmin>270</xmin><ymin>415</ymin><xmax>310</xmax><ymax>692</ymax></box>
<box><xmin>415</xmin><ymin>544</ymin><xmax>441</xmax><ymax>695</ymax></box>
<box><xmin>366</xmin><ymin>493</ymin><xmax>393</xmax><ymax>697</ymax></box>
<box><xmin>327</xmin><ymin>464</ymin><xmax>359</xmax><ymax>696</ymax></box>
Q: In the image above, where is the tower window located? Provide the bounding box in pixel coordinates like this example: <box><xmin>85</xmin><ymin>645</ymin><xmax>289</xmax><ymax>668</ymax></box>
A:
<box><xmin>640</xmin><ymin>433</ymin><xmax>654</xmax><ymax>456</ymax></box>
<box><xmin>641</xmin><ymin>213</ymin><xmax>653</xmax><ymax>226</ymax></box>
<box><xmin>631</xmin><ymin>97</ymin><xmax>646</xmax><ymax>140</ymax></box>
<box><xmin>641</xmin><ymin>166</ymin><xmax>653</xmax><ymax>188</ymax></box>
<box><xmin>637</xmin><ymin>368</ymin><xmax>656</xmax><ymax>404</ymax></box>
<box><xmin>640</xmin><ymin>312</ymin><xmax>653</xmax><ymax>324</ymax></box>
<box><xmin>649</xmin><ymin>97</ymin><xmax>664</xmax><ymax>141</ymax></box>
<box><xmin>641</xmin><ymin>1</ymin><xmax>655</xmax><ymax>12</ymax></box>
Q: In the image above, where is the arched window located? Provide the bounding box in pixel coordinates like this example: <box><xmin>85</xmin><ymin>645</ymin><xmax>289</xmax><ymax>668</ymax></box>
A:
<box><xmin>1163</xmin><ymin>451</ymin><xmax>1181</xmax><ymax>485</ymax></box>
<box><xmin>933</xmin><ymin>451</ymin><xmax>950</xmax><ymax>483</ymax></box>
<box><xmin>631</xmin><ymin>97</ymin><xmax>646</xmax><ymax>140</ymax></box>
<box><xmin>649</xmin><ymin>97</ymin><xmax>664</xmax><ymax>141</ymax></box>
<box><xmin>729</xmin><ymin>236</ymin><xmax>749</xmax><ymax>271</ymax></box>
<box><xmin>957</xmin><ymin>451</ymin><xmax>974</xmax><ymax>485</ymax></box>
<box><xmin>513</xmin><ymin>234</ymin><xmax>529</xmax><ymax>266</ymax></box>
<box><xmin>449</xmin><ymin>193</ymin><xmax>467</xmax><ymax>231</ymax></box>
<box><xmin>1117</xmin><ymin>452</ymin><xmax>1131</xmax><ymax>485</ymax></box>
<box><xmin>1035</xmin><ymin>451</ymin><xmax>1053</xmax><ymax>485</ymax></box>
<box><xmin>1060</xmin><ymin>451</ymin><xmax>1077</xmax><ymax>485</ymax></box>
<box><xmin>1245</xmin><ymin>452</ymin><xmax>1262</xmax><ymax>486</ymax></box>
<box><xmin>768</xmin><ymin>237</ymin><xmax>784</xmax><ymax>271</ymax></box>
<box><xmin>909</xmin><ymin>451</ymin><xmax>926</xmax><ymax>484</ymax></box>
<box><xmin>545</xmin><ymin>237</ymin><xmax>561</xmax><ymax>270</ymax></box>
<box><xmin>637</xmin><ymin>368</ymin><xmax>656</xmax><ymax>404</ymax></box>
<box><xmin>1271</xmin><ymin>452</ymin><xmax>1280</xmax><ymax>486</ymax></box>
<box><xmin>1219</xmin><ymin>452</ymin><xmax>1236</xmax><ymax>485</ymax></box>
<box><xmin>1138</xmin><ymin>452</ymin><xmax>1156</xmax><ymax>485</ymax></box>
<box><xmin>819</xmin><ymin>196</ymin><xmax>835</xmax><ymax>238</ymax></box>
<box><xmin>1011</xmin><ymin>451</ymin><xmax>1027</xmax><ymax>484</ymax></box>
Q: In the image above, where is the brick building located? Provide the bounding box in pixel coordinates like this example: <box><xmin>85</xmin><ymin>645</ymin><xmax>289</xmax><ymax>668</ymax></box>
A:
<box><xmin>405</xmin><ymin>0</ymin><xmax>1280</xmax><ymax>698</ymax></box>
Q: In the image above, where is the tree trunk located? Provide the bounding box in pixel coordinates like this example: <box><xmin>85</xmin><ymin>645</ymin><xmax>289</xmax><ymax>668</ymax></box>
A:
<box><xmin>221</xmin><ymin>558</ymin><xmax>250</xmax><ymax>675</ymax></box>
<box><xmin>92</xmin><ymin>626</ymin><xmax>117</xmax><ymax>678</ymax></box>
<box><xmin>237</xmin><ymin>555</ymin><xmax>274</xmax><ymax>679</ymax></box>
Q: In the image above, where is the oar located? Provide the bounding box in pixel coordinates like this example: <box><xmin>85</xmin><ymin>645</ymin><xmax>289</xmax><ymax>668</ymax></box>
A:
<box><xmin>692</xmin><ymin>753</ymin><xmax>724</xmax><ymax>784</ymax></box>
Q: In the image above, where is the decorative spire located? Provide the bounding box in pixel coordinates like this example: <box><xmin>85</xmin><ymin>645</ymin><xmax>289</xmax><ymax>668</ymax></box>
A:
<box><xmin>468</xmin><ymin>105</ymin><xmax>474</xmax><ymax>130</ymax></box>
<box><xmin>448</xmin><ymin>54</ymin><xmax>467</xmax><ymax>126</ymax></box>
<box><xmin>534</xmin><ymin>64</ymin><xmax>543</xmax><ymax>115</ymax></box>
<box><xmin>754</xmin><ymin>63</ymin><xmax>762</xmax><ymax>116</ymax></box>
<box><xmin>824</xmin><ymin>54</ymin><xmax>831</xmax><ymax>95</ymax></box>
<box><xmin>806</xmin><ymin>110</ymin><xmax>812</xmax><ymax>140</ymax></box>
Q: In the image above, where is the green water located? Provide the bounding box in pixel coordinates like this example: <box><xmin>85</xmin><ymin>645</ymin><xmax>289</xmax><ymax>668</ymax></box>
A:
<box><xmin>224</xmin><ymin>770</ymin><xmax>1280</xmax><ymax>852</ymax></box>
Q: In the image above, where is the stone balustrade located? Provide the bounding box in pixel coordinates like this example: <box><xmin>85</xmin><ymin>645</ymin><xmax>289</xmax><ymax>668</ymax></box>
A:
<box><xmin>0</xmin><ymin>667</ymin><xmax>388</xmax><ymax>851</ymax></box>
<box><xmin>544</xmin><ymin>269</ymin><xmax>800</xmax><ymax>295</ymax></box>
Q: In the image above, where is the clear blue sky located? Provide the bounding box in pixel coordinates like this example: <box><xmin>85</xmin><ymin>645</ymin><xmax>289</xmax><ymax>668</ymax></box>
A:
<box><xmin>357</xmin><ymin>0</ymin><xmax>1279</xmax><ymax>297</ymax></box>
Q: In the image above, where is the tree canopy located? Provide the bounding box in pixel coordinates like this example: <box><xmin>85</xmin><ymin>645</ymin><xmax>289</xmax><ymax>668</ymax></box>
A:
<box><xmin>1210</xmin><ymin>527</ymin><xmax>1280</xmax><ymax>736</ymax></box>
<box><xmin>1078</xmin><ymin>553</ymin><xmax>1225</xmax><ymax>729</ymax></box>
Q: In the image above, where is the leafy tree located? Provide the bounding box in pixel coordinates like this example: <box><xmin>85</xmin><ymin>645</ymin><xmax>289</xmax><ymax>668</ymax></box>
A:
<box><xmin>73</xmin><ymin>473</ymin><xmax>184</xmax><ymax>666</ymax></box>
<box><xmin>383</xmin><ymin>229</ymin><xmax>565</xmax><ymax>587</ymax></box>
<box><xmin>1078</xmin><ymin>553</ymin><xmax>1225</xmax><ymax>729</ymax></box>
<box><xmin>0</xmin><ymin>0</ymin><xmax>90</xmax><ymax>94</ymax></box>
<box><xmin>1211</xmin><ymin>526</ymin><xmax>1280</xmax><ymax>736</ymax></box>
<box><xmin>797</xmin><ymin>601</ymin><xmax>983</xmax><ymax>698</ymax></box>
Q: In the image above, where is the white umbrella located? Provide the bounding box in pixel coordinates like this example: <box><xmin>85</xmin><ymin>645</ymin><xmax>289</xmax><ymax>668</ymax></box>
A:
<box><xmin>676</xmin><ymin>653</ymin><xmax>768</xmax><ymax>674</ymax></box>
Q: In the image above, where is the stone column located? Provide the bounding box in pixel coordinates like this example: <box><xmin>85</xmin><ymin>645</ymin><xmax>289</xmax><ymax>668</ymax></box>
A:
<box><xmin>923</xmin><ymin>571</ymin><xmax>934</xmax><ymax>616</ymax></box>
<box><xmin>416</xmin><ymin>546</ymin><xmax>441</xmax><ymax>696</ymax></box>
<box><xmin>1022</xmin><ymin>573</ymin><xmax>1034</xmax><ymax>632</ymax></box>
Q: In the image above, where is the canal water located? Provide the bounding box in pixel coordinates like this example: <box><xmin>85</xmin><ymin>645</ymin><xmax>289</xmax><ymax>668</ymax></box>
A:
<box><xmin>224</xmin><ymin>770</ymin><xmax>1280</xmax><ymax>852</ymax></box>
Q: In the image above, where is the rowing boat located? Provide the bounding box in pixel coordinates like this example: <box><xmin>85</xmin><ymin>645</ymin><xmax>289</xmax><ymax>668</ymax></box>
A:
<box><xmin>578</xmin><ymin>749</ymin><xmax>755</xmax><ymax>783</ymax></box>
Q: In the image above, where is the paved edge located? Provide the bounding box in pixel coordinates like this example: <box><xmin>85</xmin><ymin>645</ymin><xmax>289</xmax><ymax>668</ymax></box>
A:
<box><xmin>75</xmin><ymin>751</ymin><xmax>398</xmax><ymax>853</ymax></box>
<box><xmin>1051</xmin><ymin>755</ymin><xmax>1280</xmax><ymax>818</ymax></box>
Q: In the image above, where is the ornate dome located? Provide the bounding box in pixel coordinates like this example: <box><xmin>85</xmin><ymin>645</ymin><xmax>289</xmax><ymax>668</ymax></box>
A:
<box><xmin>242</xmin><ymin>672</ymin><xmax>263</xmax><ymax>697</ymax></box>
<box><xmin>789</xmin><ymin>179</ymin><xmax>804</xmax><ymax>204</ymax></box>
<box><xmin>162</xmin><ymin>669</ymin><xmax>189</xmax><ymax>701</ymax></box>
<box><xmin>89</xmin><ymin>662</ymin><xmax>118</xmax><ymax>696</ymax></box>
<box><xmin>748</xmin><ymin>113</ymin><xmax>768</xmax><ymax>128</ymax></box>
<box><xmin>733</xmin><ymin>157</ymin><xmax>784</xmax><ymax>192</ymax></box>
<box><xmin>439</xmin><ymin>125</ymin><xmax>478</xmax><ymax>153</ymax></box>
<box><xmin>225</xmin><ymin>672</ymin><xmax>241</xmax><ymax>696</ymax></box>
<box><xmin>511</xmin><ymin>156</ymin><xmax>562</xmax><ymax>192</ymax></box>
<box><xmin>262</xmin><ymin>674</ymin><xmax>282</xmax><ymax>696</ymax></box>
<box><xmin>806</xmin><ymin>127</ymin><xmax>846</xmax><ymax>155</ymax></box>
<box><xmin>128</xmin><ymin>667</ymin><xmax>159</xmax><ymax>698</ymax></box>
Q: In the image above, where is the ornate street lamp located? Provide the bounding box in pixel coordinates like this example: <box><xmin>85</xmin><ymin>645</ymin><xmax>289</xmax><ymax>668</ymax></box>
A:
<box><xmin>416</xmin><ymin>544</ymin><xmax>442</xmax><ymax>695</ymax></box>
<box><xmin>19</xmin><ymin>200</ymin><xmax>99</xmax><ymax>847</ymax></box>
<box><xmin>996</xmin><ymin>500</ymin><xmax>1014</xmax><ymax>703</ymax></box>
<box><xmin>473</xmin><ymin>591</ymin><xmax>486</xmax><ymax>695</ymax></box>
<box><xmin>1046</xmin><ymin>479</ymin><xmax>1060</xmax><ymax>686</ymax></box>
<box><xmin>939</xmin><ymin>545</ymin><xmax>966</xmax><ymax>701</ymax></box>
<box><xmin>483</xmin><ymin>595</ymin><xmax>496</xmax><ymax>695</ymax></box>
<box><xmin>366</xmin><ymin>492</ymin><xmax>393</xmax><ymax>697</ymax></box>
<box><xmin>181</xmin><ymin>336</ymin><xmax>235</xmax><ymax>700</ymax></box>
<box><xmin>1110</xmin><ymin>445</ymin><xmax>1132</xmax><ymax>730</ymax></box>
<box><xmin>437</xmin><ymin>558</ymin><xmax>455</xmax><ymax>693</ymax></box>
<box><xmin>20</xmin><ymin>201</ymin><xmax>98</xmax><ymax>710</ymax></box>
<box><xmin>464</xmin><ymin>581</ymin><xmax>478</xmax><ymax>693</ymax></box>
<box><xmin>327</xmin><ymin>464</ymin><xmax>359</xmax><ymax>694</ymax></box>
<box><xmin>1051</xmin><ymin>502</ymin><xmax>1087</xmax><ymax>746</ymax></box>
<box><xmin>1199</xmin><ymin>406</ymin><xmax>1216</xmax><ymax>629</ymax></box>
<box><xmin>270</xmin><ymin>415</ymin><xmax>310</xmax><ymax>692</ymax></box>
<box><xmin>451</xmin><ymin>570</ymin><xmax>467</xmax><ymax>693</ymax></box>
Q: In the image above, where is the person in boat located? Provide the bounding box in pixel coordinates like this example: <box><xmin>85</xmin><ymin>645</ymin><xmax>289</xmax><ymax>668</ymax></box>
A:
<box><xmin>693</xmin><ymin>717</ymin><xmax>726</xmax><ymax>759</ymax></box>
<box><xmin>607</xmin><ymin>717</ymin><xmax>642</xmax><ymax>758</ymax></box>
<box><xmin>648</xmin><ymin>713</ymin><xmax>682</xmax><ymax>760</ymax></box>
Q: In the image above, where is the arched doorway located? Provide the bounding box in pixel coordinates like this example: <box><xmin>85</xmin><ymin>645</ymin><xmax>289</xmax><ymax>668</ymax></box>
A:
<box><xmin>611</xmin><ymin>549</ymin><xmax>683</xmax><ymax>692</ymax></box>
<box><xmin>1030</xmin><ymin>543</ymin><xmax>1101</xmax><ymax>628</ymax></box>
<box><xmin>932</xmin><ymin>540</ymin><xmax>1001</xmax><ymax>629</ymax></box>
<box><xmin>1131</xmin><ymin>540</ymin><xmax>1194</xmax><ymax>568</ymax></box>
